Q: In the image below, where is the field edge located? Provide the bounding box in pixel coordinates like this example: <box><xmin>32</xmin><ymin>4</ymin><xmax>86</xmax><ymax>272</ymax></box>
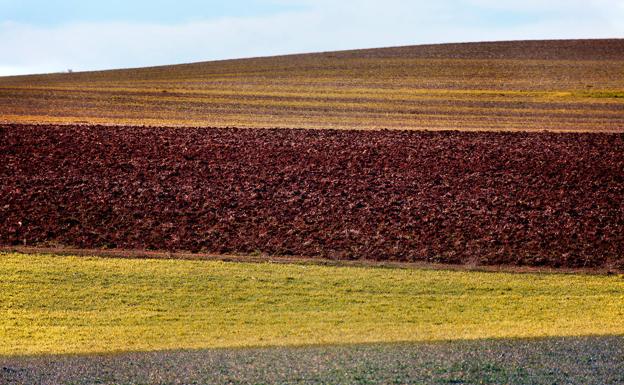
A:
<box><xmin>2</xmin><ymin>246</ymin><xmax>623</xmax><ymax>275</ymax></box>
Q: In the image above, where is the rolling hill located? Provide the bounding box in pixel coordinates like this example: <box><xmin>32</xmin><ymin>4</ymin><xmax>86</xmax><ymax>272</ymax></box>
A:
<box><xmin>2</xmin><ymin>39</ymin><xmax>624</xmax><ymax>270</ymax></box>
<box><xmin>2</xmin><ymin>39</ymin><xmax>624</xmax><ymax>383</ymax></box>
<box><xmin>1</xmin><ymin>39</ymin><xmax>623</xmax><ymax>131</ymax></box>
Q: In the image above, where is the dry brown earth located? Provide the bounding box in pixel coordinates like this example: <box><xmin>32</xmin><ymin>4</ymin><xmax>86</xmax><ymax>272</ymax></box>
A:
<box><xmin>2</xmin><ymin>124</ymin><xmax>622</xmax><ymax>269</ymax></box>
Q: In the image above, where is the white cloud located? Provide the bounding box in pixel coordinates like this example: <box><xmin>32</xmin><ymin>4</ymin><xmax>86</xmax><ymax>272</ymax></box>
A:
<box><xmin>1</xmin><ymin>1</ymin><xmax>623</xmax><ymax>76</ymax></box>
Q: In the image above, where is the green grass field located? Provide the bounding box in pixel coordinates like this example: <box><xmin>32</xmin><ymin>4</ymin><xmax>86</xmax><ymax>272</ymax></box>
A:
<box><xmin>1</xmin><ymin>253</ymin><xmax>623</xmax><ymax>356</ymax></box>
<box><xmin>3</xmin><ymin>337</ymin><xmax>624</xmax><ymax>384</ymax></box>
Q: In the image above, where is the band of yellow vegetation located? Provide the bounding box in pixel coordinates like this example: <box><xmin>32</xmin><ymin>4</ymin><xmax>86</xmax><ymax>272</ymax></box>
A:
<box><xmin>1</xmin><ymin>253</ymin><xmax>623</xmax><ymax>356</ymax></box>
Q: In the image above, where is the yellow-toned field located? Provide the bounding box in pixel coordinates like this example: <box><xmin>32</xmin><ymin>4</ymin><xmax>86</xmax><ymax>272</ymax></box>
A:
<box><xmin>1</xmin><ymin>39</ymin><xmax>623</xmax><ymax>132</ymax></box>
<box><xmin>1</xmin><ymin>253</ymin><xmax>623</xmax><ymax>356</ymax></box>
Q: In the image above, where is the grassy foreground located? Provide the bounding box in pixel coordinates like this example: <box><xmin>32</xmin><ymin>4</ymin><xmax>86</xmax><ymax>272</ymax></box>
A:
<box><xmin>3</xmin><ymin>337</ymin><xmax>623</xmax><ymax>385</ymax></box>
<box><xmin>1</xmin><ymin>253</ymin><xmax>623</xmax><ymax>356</ymax></box>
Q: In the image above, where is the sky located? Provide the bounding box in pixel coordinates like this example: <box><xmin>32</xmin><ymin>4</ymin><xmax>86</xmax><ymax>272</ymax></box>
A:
<box><xmin>1</xmin><ymin>0</ymin><xmax>623</xmax><ymax>76</ymax></box>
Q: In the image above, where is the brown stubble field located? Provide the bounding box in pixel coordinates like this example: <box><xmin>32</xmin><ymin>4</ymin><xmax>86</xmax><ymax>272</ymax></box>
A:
<box><xmin>0</xmin><ymin>39</ymin><xmax>623</xmax><ymax>132</ymax></box>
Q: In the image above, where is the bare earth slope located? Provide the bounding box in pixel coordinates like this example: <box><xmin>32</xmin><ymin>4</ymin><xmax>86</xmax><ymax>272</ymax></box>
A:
<box><xmin>2</xmin><ymin>124</ymin><xmax>622</xmax><ymax>269</ymax></box>
<box><xmin>1</xmin><ymin>39</ymin><xmax>623</xmax><ymax>131</ymax></box>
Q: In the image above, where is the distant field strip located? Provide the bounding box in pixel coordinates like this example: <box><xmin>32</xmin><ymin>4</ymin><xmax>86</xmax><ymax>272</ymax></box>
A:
<box><xmin>1</xmin><ymin>40</ymin><xmax>623</xmax><ymax>131</ymax></box>
<box><xmin>1</xmin><ymin>253</ymin><xmax>623</xmax><ymax>356</ymax></box>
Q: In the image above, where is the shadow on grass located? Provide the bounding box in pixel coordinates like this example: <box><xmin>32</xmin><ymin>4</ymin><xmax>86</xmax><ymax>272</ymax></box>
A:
<box><xmin>1</xmin><ymin>335</ymin><xmax>623</xmax><ymax>385</ymax></box>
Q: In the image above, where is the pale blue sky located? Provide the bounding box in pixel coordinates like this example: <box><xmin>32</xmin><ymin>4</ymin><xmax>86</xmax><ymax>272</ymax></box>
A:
<box><xmin>0</xmin><ymin>0</ymin><xmax>302</xmax><ymax>25</ymax></box>
<box><xmin>1</xmin><ymin>0</ymin><xmax>623</xmax><ymax>76</ymax></box>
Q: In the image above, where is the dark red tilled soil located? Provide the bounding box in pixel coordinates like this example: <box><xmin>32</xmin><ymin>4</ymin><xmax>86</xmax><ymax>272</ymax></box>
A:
<box><xmin>1</xmin><ymin>124</ymin><xmax>623</xmax><ymax>268</ymax></box>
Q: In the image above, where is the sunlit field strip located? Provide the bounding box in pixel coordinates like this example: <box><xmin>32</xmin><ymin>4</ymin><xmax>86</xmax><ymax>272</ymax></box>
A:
<box><xmin>2</xmin><ymin>115</ymin><xmax>621</xmax><ymax>133</ymax></box>
<box><xmin>1</xmin><ymin>253</ymin><xmax>623</xmax><ymax>356</ymax></box>
<box><xmin>4</xmin><ymin>101</ymin><xmax>621</xmax><ymax>123</ymax></box>
<box><xmin>2</xmin><ymin>91</ymin><xmax>622</xmax><ymax>117</ymax></box>
<box><xmin>4</xmin><ymin>84</ymin><xmax>623</xmax><ymax>98</ymax></box>
<box><xmin>3</xmin><ymin>108</ymin><xmax>621</xmax><ymax>128</ymax></box>
<box><xmin>3</xmin><ymin>87</ymin><xmax>623</xmax><ymax>113</ymax></box>
<box><xmin>1</xmin><ymin>85</ymin><xmax>567</xmax><ymax>97</ymax></box>
<box><xmin>4</xmin><ymin>99</ymin><xmax>620</xmax><ymax>120</ymax></box>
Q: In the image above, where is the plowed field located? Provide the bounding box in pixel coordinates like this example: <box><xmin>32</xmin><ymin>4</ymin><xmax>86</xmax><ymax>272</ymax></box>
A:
<box><xmin>2</xmin><ymin>124</ymin><xmax>622</xmax><ymax>269</ymax></box>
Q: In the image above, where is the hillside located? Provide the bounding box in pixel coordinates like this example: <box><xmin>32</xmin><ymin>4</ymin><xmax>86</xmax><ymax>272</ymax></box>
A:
<box><xmin>2</xmin><ymin>39</ymin><xmax>624</xmax><ymax>270</ymax></box>
<box><xmin>1</xmin><ymin>39</ymin><xmax>623</xmax><ymax>131</ymax></box>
